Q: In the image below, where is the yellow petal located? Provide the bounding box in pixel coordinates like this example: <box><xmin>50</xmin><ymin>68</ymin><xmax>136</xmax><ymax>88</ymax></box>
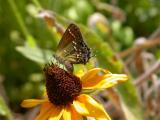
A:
<box><xmin>35</xmin><ymin>101</ymin><xmax>53</xmax><ymax>120</ymax></box>
<box><xmin>73</xmin><ymin>94</ymin><xmax>111</xmax><ymax>120</ymax></box>
<box><xmin>49</xmin><ymin>106</ymin><xmax>64</xmax><ymax>120</ymax></box>
<box><xmin>82</xmin><ymin>68</ymin><xmax>128</xmax><ymax>89</ymax></box>
<box><xmin>21</xmin><ymin>99</ymin><xmax>48</xmax><ymax>108</ymax></box>
<box><xmin>97</xmin><ymin>118</ymin><xmax>110</xmax><ymax>120</ymax></box>
<box><xmin>81</xmin><ymin>68</ymin><xmax>109</xmax><ymax>82</ymax></box>
<box><xmin>73</xmin><ymin>100</ymin><xmax>89</xmax><ymax>115</ymax></box>
<box><xmin>70</xmin><ymin>105</ymin><xmax>82</xmax><ymax>120</ymax></box>
<box><xmin>62</xmin><ymin>106</ymin><xmax>71</xmax><ymax>120</ymax></box>
<box><xmin>96</xmin><ymin>74</ymin><xmax>128</xmax><ymax>89</ymax></box>
<box><xmin>63</xmin><ymin>105</ymin><xmax>82</xmax><ymax>120</ymax></box>
<box><xmin>36</xmin><ymin>101</ymin><xmax>63</xmax><ymax>120</ymax></box>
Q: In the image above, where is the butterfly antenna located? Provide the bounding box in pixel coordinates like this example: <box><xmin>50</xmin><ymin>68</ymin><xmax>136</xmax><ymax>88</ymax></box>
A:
<box><xmin>89</xmin><ymin>48</ymin><xmax>96</xmax><ymax>58</ymax></box>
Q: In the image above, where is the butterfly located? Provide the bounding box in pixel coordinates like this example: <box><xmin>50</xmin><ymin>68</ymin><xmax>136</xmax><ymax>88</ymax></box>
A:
<box><xmin>53</xmin><ymin>23</ymin><xmax>91</xmax><ymax>72</ymax></box>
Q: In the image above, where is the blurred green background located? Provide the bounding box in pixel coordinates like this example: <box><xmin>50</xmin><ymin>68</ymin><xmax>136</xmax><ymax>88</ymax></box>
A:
<box><xmin>0</xmin><ymin>0</ymin><xmax>160</xmax><ymax>120</ymax></box>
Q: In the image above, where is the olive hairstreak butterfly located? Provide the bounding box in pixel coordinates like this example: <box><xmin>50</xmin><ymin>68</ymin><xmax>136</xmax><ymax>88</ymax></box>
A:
<box><xmin>52</xmin><ymin>23</ymin><xmax>91</xmax><ymax>72</ymax></box>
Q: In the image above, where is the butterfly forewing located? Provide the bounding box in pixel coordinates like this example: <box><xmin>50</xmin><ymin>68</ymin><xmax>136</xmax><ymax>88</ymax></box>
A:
<box><xmin>55</xmin><ymin>23</ymin><xmax>91</xmax><ymax>72</ymax></box>
<box><xmin>56</xmin><ymin>24</ymin><xmax>91</xmax><ymax>63</ymax></box>
<box><xmin>56</xmin><ymin>24</ymin><xmax>81</xmax><ymax>51</ymax></box>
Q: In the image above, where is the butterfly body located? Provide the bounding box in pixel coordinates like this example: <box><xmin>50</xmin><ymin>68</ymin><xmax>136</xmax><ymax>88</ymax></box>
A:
<box><xmin>53</xmin><ymin>23</ymin><xmax>91</xmax><ymax>72</ymax></box>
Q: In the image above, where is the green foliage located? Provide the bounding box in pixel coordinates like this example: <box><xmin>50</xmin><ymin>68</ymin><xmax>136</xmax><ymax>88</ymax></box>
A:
<box><xmin>0</xmin><ymin>96</ymin><xmax>13</xmax><ymax>120</ymax></box>
<box><xmin>16</xmin><ymin>46</ymin><xmax>53</xmax><ymax>65</ymax></box>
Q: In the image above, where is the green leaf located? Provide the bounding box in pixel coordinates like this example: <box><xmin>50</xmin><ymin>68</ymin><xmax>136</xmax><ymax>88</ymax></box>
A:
<box><xmin>16</xmin><ymin>46</ymin><xmax>68</xmax><ymax>70</ymax></box>
<box><xmin>0</xmin><ymin>96</ymin><xmax>13</xmax><ymax>120</ymax></box>
<box><xmin>16</xmin><ymin>46</ymin><xmax>53</xmax><ymax>65</ymax></box>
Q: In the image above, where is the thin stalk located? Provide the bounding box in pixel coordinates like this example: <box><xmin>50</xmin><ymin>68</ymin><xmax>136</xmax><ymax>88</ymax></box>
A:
<box><xmin>7</xmin><ymin>0</ymin><xmax>29</xmax><ymax>37</ymax></box>
<box><xmin>32</xmin><ymin>0</ymin><xmax>42</xmax><ymax>10</ymax></box>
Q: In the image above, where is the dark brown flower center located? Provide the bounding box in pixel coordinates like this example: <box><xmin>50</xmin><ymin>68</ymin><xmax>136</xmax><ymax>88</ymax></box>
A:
<box><xmin>43</xmin><ymin>64</ymin><xmax>82</xmax><ymax>106</ymax></box>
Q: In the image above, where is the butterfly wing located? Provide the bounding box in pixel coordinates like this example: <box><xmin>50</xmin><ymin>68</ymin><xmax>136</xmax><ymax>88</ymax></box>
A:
<box><xmin>56</xmin><ymin>24</ymin><xmax>91</xmax><ymax>65</ymax></box>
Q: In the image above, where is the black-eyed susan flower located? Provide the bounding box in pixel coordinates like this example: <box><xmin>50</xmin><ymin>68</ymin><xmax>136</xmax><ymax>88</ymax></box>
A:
<box><xmin>21</xmin><ymin>64</ymin><xmax>127</xmax><ymax>120</ymax></box>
